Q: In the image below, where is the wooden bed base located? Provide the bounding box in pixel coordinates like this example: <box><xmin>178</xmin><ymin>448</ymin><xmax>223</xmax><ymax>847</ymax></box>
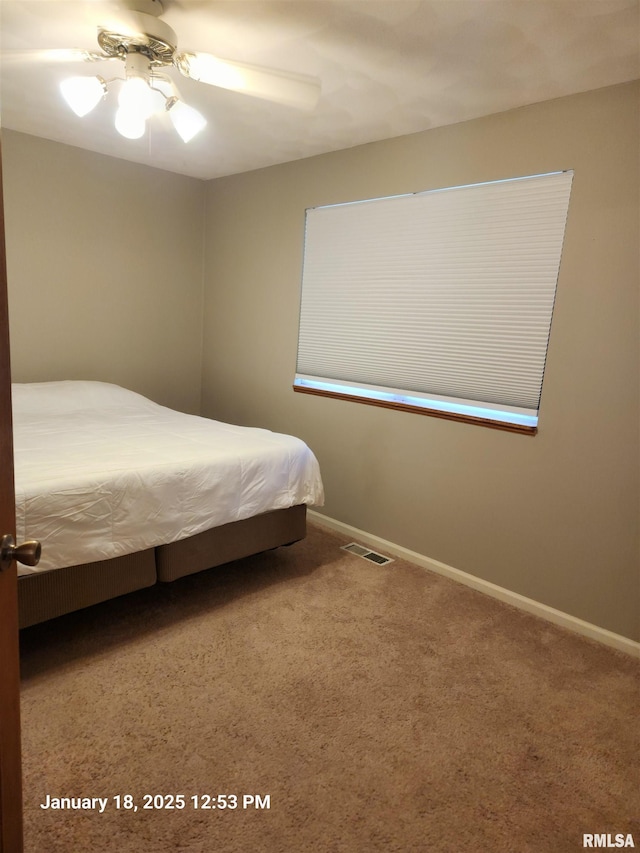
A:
<box><xmin>18</xmin><ymin>505</ymin><xmax>306</xmax><ymax>629</ymax></box>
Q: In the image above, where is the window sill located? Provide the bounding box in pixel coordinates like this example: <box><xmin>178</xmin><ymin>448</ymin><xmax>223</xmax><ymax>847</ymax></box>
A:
<box><xmin>292</xmin><ymin>383</ymin><xmax>538</xmax><ymax>435</ymax></box>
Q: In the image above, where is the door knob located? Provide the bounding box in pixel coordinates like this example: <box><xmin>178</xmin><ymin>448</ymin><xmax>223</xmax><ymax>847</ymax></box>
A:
<box><xmin>0</xmin><ymin>534</ymin><xmax>41</xmax><ymax>571</ymax></box>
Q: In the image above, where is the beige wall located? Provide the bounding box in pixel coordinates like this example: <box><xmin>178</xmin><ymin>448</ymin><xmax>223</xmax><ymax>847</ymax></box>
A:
<box><xmin>2</xmin><ymin>85</ymin><xmax>637</xmax><ymax>641</ymax></box>
<box><xmin>201</xmin><ymin>81</ymin><xmax>640</xmax><ymax>641</ymax></box>
<box><xmin>2</xmin><ymin>130</ymin><xmax>205</xmax><ymax>414</ymax></box>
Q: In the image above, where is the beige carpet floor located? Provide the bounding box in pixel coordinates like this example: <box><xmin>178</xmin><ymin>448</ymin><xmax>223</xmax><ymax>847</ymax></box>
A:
<box><xmin>19</xmin><ymin>522</ymin><xmax>639</xmax><ymax>852</ymax></box>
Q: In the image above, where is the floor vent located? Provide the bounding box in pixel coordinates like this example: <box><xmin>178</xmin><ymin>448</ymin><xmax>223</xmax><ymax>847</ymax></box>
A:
<box><xmin>341</xmin><ymin>542</ymin><xmax>394</xmax><ymax>565</ymax></box>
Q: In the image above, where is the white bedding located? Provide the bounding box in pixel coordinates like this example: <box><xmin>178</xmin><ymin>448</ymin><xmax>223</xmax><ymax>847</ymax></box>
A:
<box><xmin>12</xmin><ymin>381</ymin><xmax>324</xmax><ymax>574</ymax></box>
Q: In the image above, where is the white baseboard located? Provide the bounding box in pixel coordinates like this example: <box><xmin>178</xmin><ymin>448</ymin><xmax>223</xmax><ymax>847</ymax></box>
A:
<box><xmin>308</xmin><ymin>510</ymin><xmax>640</xmax><ymax>658</ymax></box>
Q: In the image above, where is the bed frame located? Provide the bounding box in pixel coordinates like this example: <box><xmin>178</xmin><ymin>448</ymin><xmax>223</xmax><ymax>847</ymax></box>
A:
<box><xmin>18</xmin><ymin>505</ymin><xmax>306</xmax><ymax>628</ymax></box>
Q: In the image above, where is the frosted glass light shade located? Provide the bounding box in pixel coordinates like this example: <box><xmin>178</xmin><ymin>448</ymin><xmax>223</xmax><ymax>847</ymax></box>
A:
<box><xmin>168</xmin><ymin>100</ymin><xmax>206</xmax><ymax>143</ymax></box>
<box><xmin>118</xmin><ymin>77</ymin><xmax>155</xmax><ymax>119</ymax></box>
<box><xmin>60</xmin><ymin>76</ymin><xmax>106</xmax><ymax>117</ymax></box>
<box><xmin>114</xmin><ymin>108</ymin><xmax>146</xmax><ymax>139</ymax></box>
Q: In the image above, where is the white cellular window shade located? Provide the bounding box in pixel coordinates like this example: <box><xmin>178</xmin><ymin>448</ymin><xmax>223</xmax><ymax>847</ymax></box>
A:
<box><xmin>294</xmin><ymin>171</ymin><xmax>573</xmax><ymax>433</ymax></box>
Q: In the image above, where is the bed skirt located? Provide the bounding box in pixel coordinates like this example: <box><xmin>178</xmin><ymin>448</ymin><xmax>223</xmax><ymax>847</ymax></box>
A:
<box><xmin>18</xmin><ymin>505</ymin><xmax>306</xmax><ymax>628</ymax></box>
<box><xmin>156</xmin><ymin>504</ymin><xmax>307</xmax><ymax>582</ymax></box>
<box><xmin>18</xmin><ymin>549</ymin><xmax>157</xmax><ymax>629</ymax></box>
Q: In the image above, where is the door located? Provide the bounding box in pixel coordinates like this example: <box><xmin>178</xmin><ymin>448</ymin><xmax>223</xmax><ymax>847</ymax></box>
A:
<box><xmin>0</xmin><ymin>140</ymin><xmax>23</xmax><ymax>851</ymax></box>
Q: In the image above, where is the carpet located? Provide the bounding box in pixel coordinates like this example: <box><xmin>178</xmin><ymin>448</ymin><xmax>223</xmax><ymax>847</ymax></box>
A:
<box><xmin>19</xmin><ymin>523</ymin><xmax>639</xmax><ymax>852</ymax></box>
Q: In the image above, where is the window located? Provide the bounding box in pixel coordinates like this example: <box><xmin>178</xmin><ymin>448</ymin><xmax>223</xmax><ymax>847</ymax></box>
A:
<box><xmin>293</xmin><ymin>171</ymin><xmax>573</xmax><ymax>434</ymax></box>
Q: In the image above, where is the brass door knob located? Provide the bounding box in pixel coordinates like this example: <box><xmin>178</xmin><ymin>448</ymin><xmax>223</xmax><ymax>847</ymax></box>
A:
<box><xmin>0</xmin><ymin>534</ymin><xmax>41</xmax><ymax>571</ymax></box>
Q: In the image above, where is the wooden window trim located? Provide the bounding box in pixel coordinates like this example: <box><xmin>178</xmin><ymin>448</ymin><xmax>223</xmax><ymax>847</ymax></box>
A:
<box><xmin>293</xmin><ymin>384</ymin><xmax>537</xmax><ymax>435</ymax></box>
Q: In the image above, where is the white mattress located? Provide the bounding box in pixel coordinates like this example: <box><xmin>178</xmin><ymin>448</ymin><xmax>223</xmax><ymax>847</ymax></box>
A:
<box><xmin>12</xmin><ymin>381</ymin><xmax>324</xmax><ymax>574</ymax></box>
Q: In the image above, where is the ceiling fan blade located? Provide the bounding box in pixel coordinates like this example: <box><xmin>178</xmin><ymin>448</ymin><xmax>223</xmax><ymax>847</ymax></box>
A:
<box><xmin>95</xmin><ymin>9</ymin><xmax>155</xmax><ymax>40</ymax></box>
<box><xmin>175</xmin><ymin>51</ymin><xmax>320</xmax><ymax>111</ymax></box>
<box><xmin>0</xmin><ymin>48</ymin><xmax>96</xmax><ymax>66</ymax></box>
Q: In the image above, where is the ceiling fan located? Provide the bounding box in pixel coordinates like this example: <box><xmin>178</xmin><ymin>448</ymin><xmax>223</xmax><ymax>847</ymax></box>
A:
<box><xmin>15</xmin><ymin>0</ymin><xmax>322</xmax><ymax>143</ymax></box>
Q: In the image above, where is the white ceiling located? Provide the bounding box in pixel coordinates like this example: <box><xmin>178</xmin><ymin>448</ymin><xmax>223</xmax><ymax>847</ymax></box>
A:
<box><xmin>1</xmin><ymin>0</ymin><xmax>639</xmax><ymax>180</ymax></box>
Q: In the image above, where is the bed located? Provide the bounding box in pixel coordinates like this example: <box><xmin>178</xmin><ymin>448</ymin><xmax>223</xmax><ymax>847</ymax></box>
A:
<box><xmin>12</xmin><ymin>380</ymin><xmax>324</xmax><ymax>627</ymax></box>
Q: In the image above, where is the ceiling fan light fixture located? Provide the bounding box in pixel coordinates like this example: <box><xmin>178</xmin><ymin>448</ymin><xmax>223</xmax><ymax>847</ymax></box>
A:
<box><xmin>114</xmin><ymin>107</ymin><xmax>146</xmax><ymax>139</ymax></box>
<box><xmin>167</xmin><ymin>98</ymin><xmax>206</xmax><ymax>143</ymax></box>
<box><xmin>118</xmin><ymin>75</ymin><xmax>156</xmax><ymax>120</ymax></box>
<box><xmin>52</xmin><ymin>4</ymin><xmax>317</xmax><ymax>149</ymax></box>
<box><xmin>60</xmin><ymin>75</ymin><xmax>107</xmax><ymax>117</ymax></box>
